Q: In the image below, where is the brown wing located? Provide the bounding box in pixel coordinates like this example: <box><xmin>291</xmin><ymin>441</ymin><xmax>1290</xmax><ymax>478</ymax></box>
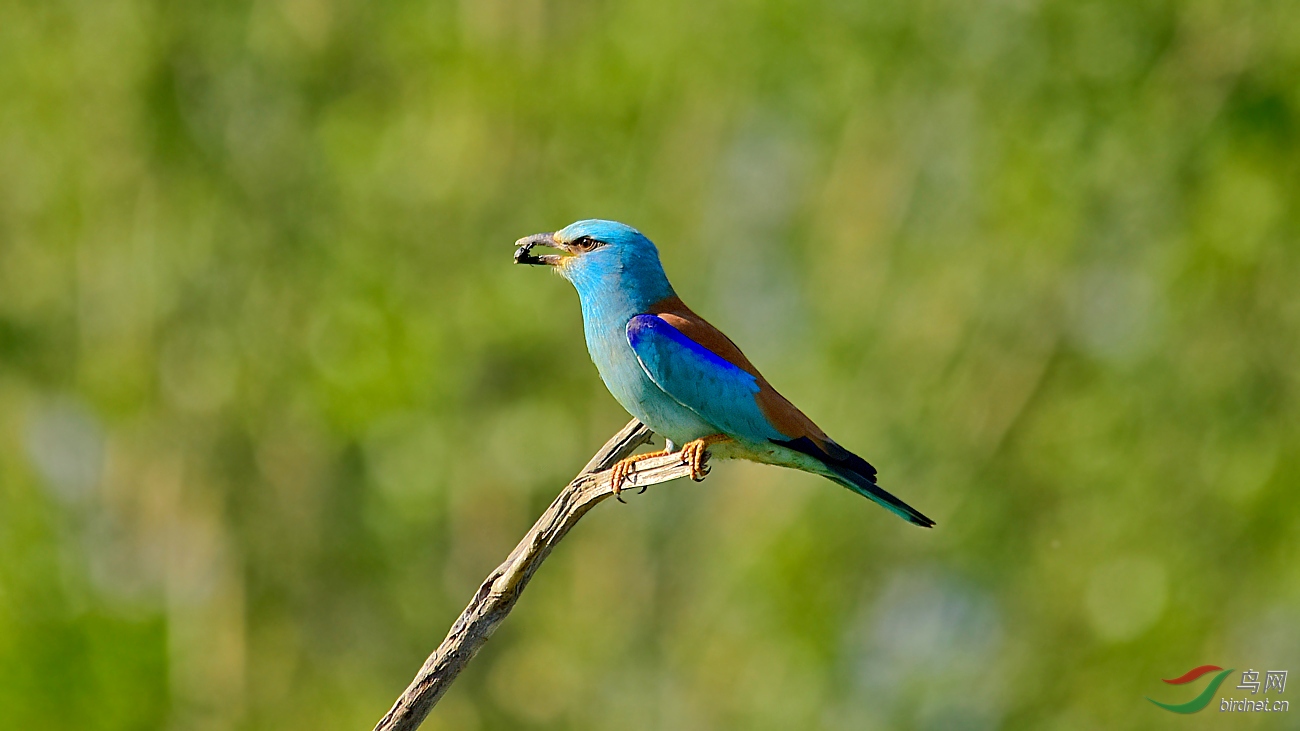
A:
<box><xmin>648</xmin><ymin>295</ymin><xmax>832</xmax><ymax>448</ymax></box>
<box><xmin>648</xmin><ymin>295</ymin><xmax>884</xmax><ymax>490</ymax></box>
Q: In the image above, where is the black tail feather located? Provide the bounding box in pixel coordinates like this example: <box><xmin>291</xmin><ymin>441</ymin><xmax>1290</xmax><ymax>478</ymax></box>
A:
<box><xmin>772</xmin><ymin>436</ymin><xmax>935</xmax><ymax>528</ymax></box>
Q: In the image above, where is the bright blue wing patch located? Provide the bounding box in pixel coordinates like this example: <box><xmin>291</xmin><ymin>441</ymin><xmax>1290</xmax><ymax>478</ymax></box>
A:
<box><xmin>626</xmin><ymin>315</ymin><xmax>783</xmax><ymax>442</ymax></box>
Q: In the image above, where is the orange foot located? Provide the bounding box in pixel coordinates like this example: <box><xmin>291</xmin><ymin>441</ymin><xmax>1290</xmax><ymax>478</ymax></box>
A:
<box><xmin>609</xmin><ymin>449</ymin><xmax>671</xmax><ymax>502</ymax></box>
<box><xmin>679</xmin><ymin>434</ymin><xmax>730</xmax><ymax>482</ymax></box>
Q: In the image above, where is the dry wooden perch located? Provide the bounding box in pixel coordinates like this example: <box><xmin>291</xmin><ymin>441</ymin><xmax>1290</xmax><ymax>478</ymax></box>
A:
<box><xmin>373</xmin><ymin>419</ymin><xmax>701</xmax><ymax>731</ymax></box>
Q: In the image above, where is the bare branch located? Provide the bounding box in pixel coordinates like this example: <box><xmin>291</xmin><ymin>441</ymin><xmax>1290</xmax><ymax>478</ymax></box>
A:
<box><xmin>373</xmin><ymin>419</ymin><xmax>701</xmax><ymax>731</ymax></box>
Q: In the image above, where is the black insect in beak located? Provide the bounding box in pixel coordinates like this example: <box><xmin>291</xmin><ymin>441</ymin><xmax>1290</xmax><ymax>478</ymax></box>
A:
<box><xmin>513</xmin><ymin>232</ymin><xmax>566</xmax><ymax>266</ymax></box>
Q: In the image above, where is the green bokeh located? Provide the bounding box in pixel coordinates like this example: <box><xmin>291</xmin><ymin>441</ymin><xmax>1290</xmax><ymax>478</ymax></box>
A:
<box><xmin>1</xmin><ymin>1</ymin><xmax>1297</xmax><ymax>729</ymax></box>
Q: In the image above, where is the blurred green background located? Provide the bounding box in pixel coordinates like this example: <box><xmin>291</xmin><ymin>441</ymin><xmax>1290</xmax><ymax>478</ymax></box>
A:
<box><xmin>2</xmin><ymin>0</ymin><xmax>1298</xmax><ymax>729</ymax></box>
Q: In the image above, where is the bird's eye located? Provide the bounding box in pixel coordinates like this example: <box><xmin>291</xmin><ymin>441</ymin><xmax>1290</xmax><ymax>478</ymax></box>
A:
<box><xmin>573</xmin><ymin>237</ymin><xmax>601</xmax><ymax>252</ymax></box>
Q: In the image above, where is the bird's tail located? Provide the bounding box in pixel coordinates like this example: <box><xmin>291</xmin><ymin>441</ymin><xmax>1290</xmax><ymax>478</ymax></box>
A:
<box><xmin>771</xmin><ymin>435</ymin><xmax>935</xmax><ymax>527</ymax></box>
<box><xmin>823</xmin><ymin>464</ymin><xmax>935</xmax><ymax>528</ymax></box>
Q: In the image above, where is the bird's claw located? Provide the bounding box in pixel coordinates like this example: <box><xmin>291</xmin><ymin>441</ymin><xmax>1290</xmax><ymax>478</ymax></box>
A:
<box><xmin>608</xmin><ymin>439</ymin><xmax>721</xmax><ymax>499</ymax></box>
<box><xmin>607</xmin><ymin>449</ymin><xmax>671</xmax><ymax>502</ymax></box>
<box><xmin>678</xmin><ymin>435</ymin><xmax>726</xmax><ymax>482</ymax></box>
<box><xmin>610</xmin><ymin>460</ymin><xmax>632</xmax><ymax>502</ymax></box>
<box><xmin>680</xmin><ymin>447</ymin><xmax>709</xmax><ymax>481</ymax></box>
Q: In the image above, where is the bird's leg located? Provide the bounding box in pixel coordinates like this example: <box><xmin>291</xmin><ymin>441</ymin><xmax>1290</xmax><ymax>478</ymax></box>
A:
<box><xmin>678</xmin><ymin>434</ymin><xmax>730</xmax><ymax>482</ymax></box>
<box><xmin>609</xmin><ymin>449</ymin><xmax>672</xmax><ymax>502</ymax></box>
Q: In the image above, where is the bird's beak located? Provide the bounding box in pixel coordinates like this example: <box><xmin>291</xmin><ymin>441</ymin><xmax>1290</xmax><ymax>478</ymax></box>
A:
<box><xmin>513</xmin><ymin>232</ymin><xmax>568</xmax><ymax>266</ymax></box>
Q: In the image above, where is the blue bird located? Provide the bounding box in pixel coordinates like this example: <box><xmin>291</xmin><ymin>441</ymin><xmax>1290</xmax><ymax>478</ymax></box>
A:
<box><xmin>514</xmin><ymin>220</ymin><xmax>934</xmax><ymax>527</ymax></box>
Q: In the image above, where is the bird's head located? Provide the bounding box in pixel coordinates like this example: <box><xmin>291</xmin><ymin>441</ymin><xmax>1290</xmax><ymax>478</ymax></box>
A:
<box><xmin>514</xmin><ymin>219</ymin><xmax>674</xmax><ymax>306</ymax></box>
